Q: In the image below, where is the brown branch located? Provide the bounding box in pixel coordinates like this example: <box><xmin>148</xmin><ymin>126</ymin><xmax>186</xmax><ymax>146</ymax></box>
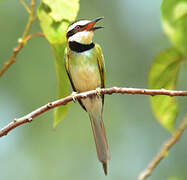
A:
<box><xmin>0</xmin><ymin>87</ymin><xmax>187</xmax><ymax>138</ymax></box>
<box><xmin>22</xmin><ymin>0</ymin><xmax>35</xmax><ymax>39</ymax></box>
<box><xmin>0</xmin><ymin>0</ymin><xmax>36</xmax><ymax>78</ymax></box>
<box><xmin>0</xmin><ymin>32</ymin><xmax>44</xmax><ymax>77</ymax></box>
<box><xmin>24</xmin><ymin>32</ymin><xmax>45</xmax><ymax>41</ymax></box>
<box><xmin>138</xmin><ymin>115</ymin><xmax>187</xmax><ymax>180</ymax></box>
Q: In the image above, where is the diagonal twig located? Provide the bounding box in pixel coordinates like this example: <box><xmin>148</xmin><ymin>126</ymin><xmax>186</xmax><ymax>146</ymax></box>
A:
<box><xmin>0</xmin><ymin>87</ymin><xmax>187</xmax><ymax>138</ymax></box>
<box><xmin>138</xmin><ymin>115</ymin><xmax>187</xmax><ymax>180</ymax></box>
<box><xmin>0</xmin><ymin>32</ymin><xmax>44</xmax><ymax>77</ymax></box>
<box><xmin>19</xmin><ymin>0</ymin><xmax>31</xmax><ymax>14</ymax></box>
<box><xmin>0</xmin><ymin>0</ymin><xmax>36</xmax><ymax>78</ymax></box>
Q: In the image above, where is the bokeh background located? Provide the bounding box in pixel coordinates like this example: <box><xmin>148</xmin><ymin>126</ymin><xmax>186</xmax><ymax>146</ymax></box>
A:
<box><xmin>0</xmin><ymin>0</ymin><xmax>187</xmax><ymax>180</ymax></box>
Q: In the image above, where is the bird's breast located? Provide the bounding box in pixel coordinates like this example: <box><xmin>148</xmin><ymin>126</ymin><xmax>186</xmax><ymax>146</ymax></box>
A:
<box><xmin>69</xmin><ymin>51</ymin><xmax>101</xmax><ymax>92</ymax></box>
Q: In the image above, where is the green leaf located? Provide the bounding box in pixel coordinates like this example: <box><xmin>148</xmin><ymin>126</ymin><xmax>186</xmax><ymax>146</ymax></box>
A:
<box><xmin>37</xmin><ymin>3</ymin><xmax>69</xmax><ymax>44</ymax></box>
<box><xmin>149</xmin><ymin>48</ymin><xmax>182</xmax><ymax>132</ymax></box>
<box><xmin>161</xmin><ymin>0</ymin><xmax>187</xmax><ymax>54</ymax></box>
<box><xmin>37</xmin><ymin>0</ymin><xmax>79</xmax><ymax>127</ymax></box>
<box><xmin>52</xmin><ymin>44</ymin><xmax>70</xmax><ymax>128</ymax></box>
<box><xmin>43</xmin><ymin>0</ymin><xmax>79</xmax><ymax>22</ymax></box>
<box><xmin>174</xmin><ymin>2</ymin><xmax>187</xmax><ymax>20</ymax></box>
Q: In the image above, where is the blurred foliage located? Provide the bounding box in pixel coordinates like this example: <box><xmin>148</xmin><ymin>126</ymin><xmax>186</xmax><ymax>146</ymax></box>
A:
<box><xmin>37</xmin><ymin>0</ymin><xmax>79</xmax><ymax>44</ymax></box>
<box><xmin>149</xmin><ymin>48</ymin><xmax>182</xmax><ymax>132</ymax></box>
<box><xmin>37</xmin><ymin>0</ymin><xmax>79</xmax><ymax>127</ymax></box>
<box><xmin>168</xmin><ymin>177</ymin><xmax>184</xmax><ymax>180</ymax></box>
<box><xmin>161</xmin><ymin>0</ymin><xmax>187</xmax><ymax>54</ymax></box>
<box><xmin>148</xmin><ymin>0</ymin><xmax>187</xmax><ymax>132</ymax></box>
<box><xmin>42</xmin><ymin>0</ymin><xmax>79</xmax><ymax>22</ymax></box>
<box><xmin>0</xmin><ymin>0</ymin><xmax>187</xmax><ymax>180</ymax></box>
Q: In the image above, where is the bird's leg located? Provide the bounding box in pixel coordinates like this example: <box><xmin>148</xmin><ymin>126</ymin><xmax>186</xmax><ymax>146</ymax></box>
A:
<box><xmin>96</xmin><ymin>87</ymin><xmax>102</xmax><ymax>97</ymax></box>
<box><xmin>71</xmin><ymin>91</ymin><xmax>78</xmax><ymax>103</ymax></box>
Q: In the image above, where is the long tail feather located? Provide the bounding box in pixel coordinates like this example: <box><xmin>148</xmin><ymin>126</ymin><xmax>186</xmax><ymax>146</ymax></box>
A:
<box><xmin>89</xmin><ymin>114</ymin><xmax>110</xmax><ymax>175</ymax></box>
<box><xmin>102</xmin><ymin>162</ymin><xmax>108</xmax><ymax>176</ymax></box>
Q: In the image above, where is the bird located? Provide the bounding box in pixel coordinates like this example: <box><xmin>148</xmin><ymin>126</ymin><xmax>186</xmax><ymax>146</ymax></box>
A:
<box><xmin>65</xmin><ymin>17</ymin><xmax>110</xmax><ymax>175</ymax></box>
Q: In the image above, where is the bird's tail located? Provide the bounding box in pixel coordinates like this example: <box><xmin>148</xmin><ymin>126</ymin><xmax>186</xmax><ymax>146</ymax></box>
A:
<box><xmin>89</xmin><ymin>113</ymin><xmax>110</xmax><ymax>175</ymax></box>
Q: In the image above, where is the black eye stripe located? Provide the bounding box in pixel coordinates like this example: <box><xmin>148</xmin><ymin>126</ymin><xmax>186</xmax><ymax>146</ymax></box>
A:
<box><xmin>66</xmin><ymin>25</ymin><xmax>85</xmax><ymax>38</ymax></box>
<box><xmin>67</xmin><ymin>29</ymin><xmax>76</xmax><ymax>38</ymax></box>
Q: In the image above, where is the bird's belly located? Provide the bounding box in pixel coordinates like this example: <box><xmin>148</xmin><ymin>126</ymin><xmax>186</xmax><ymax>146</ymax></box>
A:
<box><xmin>71</xmin><ymin>66</ymin><xmax>101</xmax><ymax>92</ymax></box>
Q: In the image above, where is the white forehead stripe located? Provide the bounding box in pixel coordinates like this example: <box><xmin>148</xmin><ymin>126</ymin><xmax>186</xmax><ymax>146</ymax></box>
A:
<box><xmin>68</xmin><ymin>20</ymin><xmax>90</xmax><ymax>32</ymax></box>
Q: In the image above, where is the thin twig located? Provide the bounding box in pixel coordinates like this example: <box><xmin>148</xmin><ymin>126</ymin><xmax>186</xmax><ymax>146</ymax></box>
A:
<box><xmin>24</xmin><ymin>32</ymin><xmax>45</xmax><ymax>41</ymax></box>
<box><xmin>22</xmin><ymin>0</ymin><xmax>35</xmax><ymax>39</ymax></box>
<box><xmin>138</xmin><ymin>115</ymin><xmax>187</xmax><ymax>180</ymax></box>
<box><xmin>0</xmin><ymin>32</ymin><xmax>44</xmax><ymax>77</ymax></box>
<box><xmin>0</xmin><ymin>0</ymin><xmax>36</xmax><ymax>78</ymax></box>
<box><xmin>0</xmin><ymin>87</ymin><xmax>187</xmax><ymax>138</ymax></box>
<box><xmin>19</xmin><ymin>0</ymin><xmax>31</xmax><ymax>14</ymax></box>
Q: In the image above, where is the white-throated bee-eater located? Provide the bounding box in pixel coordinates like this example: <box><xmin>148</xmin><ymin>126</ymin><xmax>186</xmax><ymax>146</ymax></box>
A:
<box><xmin>65</xmin><ymin>17</ymin><xmax>109</xmax><ymax>175</ymax></box>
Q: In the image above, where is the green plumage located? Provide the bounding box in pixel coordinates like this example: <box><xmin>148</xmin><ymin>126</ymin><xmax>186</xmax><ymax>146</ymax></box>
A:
<box><xmin>65</xmin><ymin>43</ymin><xmax>109</xmax><ymax>175</ymax></box>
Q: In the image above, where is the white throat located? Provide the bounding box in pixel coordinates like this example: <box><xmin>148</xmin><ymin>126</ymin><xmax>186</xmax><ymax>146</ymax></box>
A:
<box><xmin>68</xmin><ymin>31</ymin><xmax>94</xmax><ymax>44</ymax></box>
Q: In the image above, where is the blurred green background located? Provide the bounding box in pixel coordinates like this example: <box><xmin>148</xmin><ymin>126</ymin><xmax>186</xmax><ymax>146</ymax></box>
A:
<box><xmin>0</xmin><ymin>0</ymin><xmax>187</xmax><ymax>180</ymax></box>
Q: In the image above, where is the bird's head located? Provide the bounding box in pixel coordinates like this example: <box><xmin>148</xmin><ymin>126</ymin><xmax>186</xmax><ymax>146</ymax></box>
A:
<box><xmin>66</xmin><ymin>17</ymin><xmax>104</xmax><ymax>44</ymax></box>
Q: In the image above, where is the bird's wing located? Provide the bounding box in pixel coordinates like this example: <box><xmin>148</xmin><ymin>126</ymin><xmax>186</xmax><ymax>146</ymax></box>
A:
<box><xmin>64</xmin><ymin>48</ymin><xmax>76</xmax><ymax>91</ymax></box>
<box><xmin>95</xmin><ymin>44</ymin><xmax>106</xmax><ymax>89</ymax></box>
<box><xmin>64</xmin><ymin>48</ymin><xmax>87</xmax><ymax>111</ymax></box>
<box><xmin>95</xmin><ymin>44</ymin><xmax>106</xmax><ymax>108</ymax></box>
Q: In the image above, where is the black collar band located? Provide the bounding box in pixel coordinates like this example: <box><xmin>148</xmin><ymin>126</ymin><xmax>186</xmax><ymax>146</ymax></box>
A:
<box><xmin>69</xmin><ymin>41</ymin><xmax>95</xmax><ymax>53</ymax></box>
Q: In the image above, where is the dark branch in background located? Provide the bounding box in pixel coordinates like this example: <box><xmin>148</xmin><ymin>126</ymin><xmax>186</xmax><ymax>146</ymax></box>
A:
<box><xmin>0</xmin><ymin>0</ymin><xmax>45</xmax><ymax>78</ymax></box>
<box><xmin>1</xmin><ymin>86</ymin><xmax>187</xmax><ymax>138</ymax></box>
<box><xmin>138</xmin><ymin>115</ymin><xmax>187</xmax><ymax>180</ymax></box>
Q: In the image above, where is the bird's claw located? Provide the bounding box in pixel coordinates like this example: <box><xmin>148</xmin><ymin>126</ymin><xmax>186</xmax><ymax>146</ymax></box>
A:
<box><xmin>71</xmin><ymin>91</ymin><xmax>77</xmax><ymax>103</ymax></box>
<box><xmin>96</xmin><ymin>87</ymin><xmax>101</xmax><ymax>97</ymax></box>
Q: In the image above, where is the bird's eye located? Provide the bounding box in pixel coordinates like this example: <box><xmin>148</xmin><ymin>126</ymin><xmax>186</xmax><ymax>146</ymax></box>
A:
<box><xmin>75</xmin><ymin>25</ymin><xmax>81</xmax><ymax>31</ymax></box>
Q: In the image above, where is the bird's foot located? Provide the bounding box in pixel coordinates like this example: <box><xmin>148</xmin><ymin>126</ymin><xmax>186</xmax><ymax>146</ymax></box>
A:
<box><xmin>71</xmin><ymin>91</ymin><xmax>78</xmax><ymax>103</ymax></box>
<box><xmin>96</xmin><ymin>87</ymin><xmax>101</xmax><ymax>97</ymax></box>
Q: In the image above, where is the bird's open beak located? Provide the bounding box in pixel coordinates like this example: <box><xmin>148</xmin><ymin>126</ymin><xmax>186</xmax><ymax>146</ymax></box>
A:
<box><xmin>83</xmin><ymin>17</ymin><xmax>104</xmax><ymax>31</ymax></box>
